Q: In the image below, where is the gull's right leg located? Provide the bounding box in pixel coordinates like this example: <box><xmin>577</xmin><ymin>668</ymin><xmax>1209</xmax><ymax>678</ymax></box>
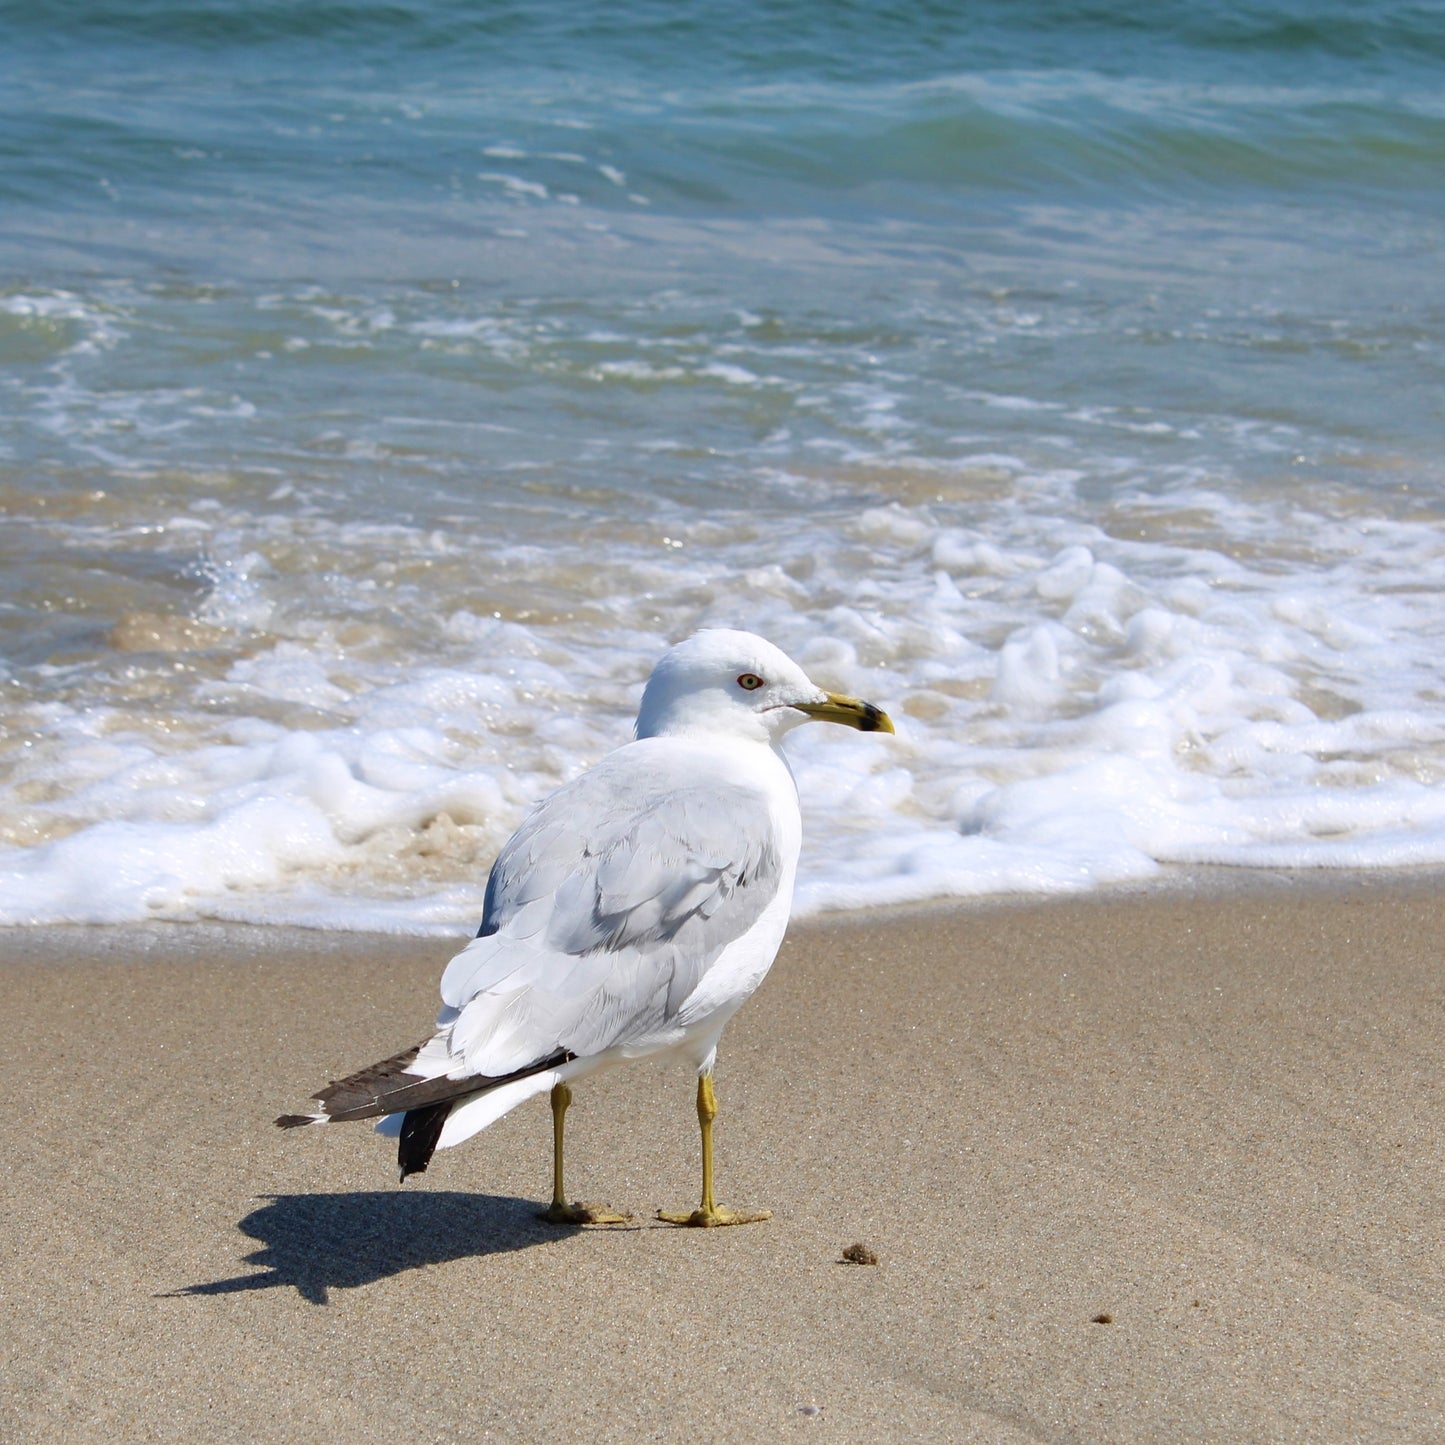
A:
<box><xmin>657</xmin><ymin>1072</ymin><xmax>772</xmax><ymax>1228</ymax></box>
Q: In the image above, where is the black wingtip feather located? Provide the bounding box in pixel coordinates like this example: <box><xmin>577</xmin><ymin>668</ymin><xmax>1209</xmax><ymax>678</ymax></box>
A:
<box><xmin>397</xmin><ymin>1101</ymin><xmax>452</xmax><ymax>1182</ymax></box>
<box><xmin>311</xmin><ymin>1041</ymin><xmax>426</xmax><ymax>1118</ymax></box>
<box><xmin>275</xmin><ymin>1114</ymin><xmax>317</xmax><ymax>1129</ymax></box>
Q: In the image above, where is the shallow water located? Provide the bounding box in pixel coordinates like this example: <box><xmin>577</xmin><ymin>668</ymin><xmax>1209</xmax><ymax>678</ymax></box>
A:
<box><xmin>3</xmin><ymin>1</ymin><xmax>1445</xmax><ymax>930</ymax></box>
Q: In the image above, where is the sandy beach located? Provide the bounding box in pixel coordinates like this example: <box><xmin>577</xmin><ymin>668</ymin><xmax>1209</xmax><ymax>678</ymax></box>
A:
<box><xmin>1</xmin><ymin>875</ymin><xmax>1441</xmax><ymax>1443</ymax></box>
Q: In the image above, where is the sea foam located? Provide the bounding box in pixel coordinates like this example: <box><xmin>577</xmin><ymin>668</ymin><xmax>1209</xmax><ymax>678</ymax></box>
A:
<box><xmin>4</xmin><ymin>471</ymin><xmax>1445</xmax><ymax>932</ymax></box>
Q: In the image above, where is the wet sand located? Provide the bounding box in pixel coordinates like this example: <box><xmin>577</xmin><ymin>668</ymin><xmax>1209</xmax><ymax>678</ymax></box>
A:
<box><xmin>1</xmin><ymin>876</ymin><xmax>1441</xmax><ymax>1442</ymax></box>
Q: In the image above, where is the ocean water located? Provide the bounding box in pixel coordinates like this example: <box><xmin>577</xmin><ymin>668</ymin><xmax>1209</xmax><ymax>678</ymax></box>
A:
<box><xmin>3</xmin><ymin>0</ymin><xmax>1445</xmax><ymax>931</ymax></box>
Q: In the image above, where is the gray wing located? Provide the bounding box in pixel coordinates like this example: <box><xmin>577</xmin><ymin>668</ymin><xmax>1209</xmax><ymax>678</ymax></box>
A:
<box><xmin>434</xmin><ymin>746</ymin><xmax>786</xmax><ymax>1076</ymax></box>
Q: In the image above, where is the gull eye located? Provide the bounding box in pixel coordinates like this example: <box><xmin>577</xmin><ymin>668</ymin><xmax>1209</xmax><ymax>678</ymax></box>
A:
<box><xmin>736</xmin><ymin>672</ymin><xmax>765</xmax><ymax>691</ymax></box>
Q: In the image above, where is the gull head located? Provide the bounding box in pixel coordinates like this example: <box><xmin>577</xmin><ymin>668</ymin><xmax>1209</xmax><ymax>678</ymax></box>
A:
<box><xmin>635</xmin><ymin>628</ymin><xmax>895</xmax><ymax>745</ymax></box>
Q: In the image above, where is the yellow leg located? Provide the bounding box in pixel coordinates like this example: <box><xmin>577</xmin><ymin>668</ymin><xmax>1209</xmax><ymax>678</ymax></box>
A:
<box><xmin>657</xmin><ymin>1073</ymin><xmax>771</xmax><ymax>1228</ymax></box>
<box><xmin>539</xmin><ymin>1081</ymin><xmax>631</xmax><ymax>1226</ymax></box>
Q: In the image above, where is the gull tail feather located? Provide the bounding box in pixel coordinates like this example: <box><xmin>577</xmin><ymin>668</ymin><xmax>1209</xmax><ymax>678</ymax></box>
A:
<box><xmin>436</xmin><ymin>1069</ymin><xmax>563</xmax><ymax>1150</ymax></box>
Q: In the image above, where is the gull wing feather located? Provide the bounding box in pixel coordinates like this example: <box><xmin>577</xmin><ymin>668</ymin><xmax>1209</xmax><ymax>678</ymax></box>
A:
<box><xmin>434</xmin><ymin>742</ymin><xmax>786</xmax><ymax>1077</ymax></box>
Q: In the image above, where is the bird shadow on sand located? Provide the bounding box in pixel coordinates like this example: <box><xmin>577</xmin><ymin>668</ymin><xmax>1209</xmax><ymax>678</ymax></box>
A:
<box><xmin>166</xmin><ymin>1190</ymin><xmax>592</xmax><ymax>1305</ymax></box>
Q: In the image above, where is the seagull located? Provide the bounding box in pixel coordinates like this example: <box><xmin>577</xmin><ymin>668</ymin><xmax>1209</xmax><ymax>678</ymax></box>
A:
<box><xmin>278</xmin><ymin>629</ymin><xmax>894</xmax><ymax>1227</ymax></box>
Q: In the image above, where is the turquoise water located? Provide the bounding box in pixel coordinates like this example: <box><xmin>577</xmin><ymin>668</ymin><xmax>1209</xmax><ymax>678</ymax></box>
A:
<box><xmin>4</xmin><ymin>2</ymin><xmax>1445</xmax><ymax>929</ymax></box>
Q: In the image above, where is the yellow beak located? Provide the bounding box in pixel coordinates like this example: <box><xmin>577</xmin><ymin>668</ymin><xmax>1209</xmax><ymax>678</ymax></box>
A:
<box><xmin>793</xmin><ymin>692</ymin><xmax>895</xmax><ymax>734</ymax></box>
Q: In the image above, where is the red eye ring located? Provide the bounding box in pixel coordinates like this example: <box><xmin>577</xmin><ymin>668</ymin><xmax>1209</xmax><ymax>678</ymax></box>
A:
<box><xmin>736</xmin><ymin>673</ymin><xmax>765</xmax><ymax>691</ymax></box>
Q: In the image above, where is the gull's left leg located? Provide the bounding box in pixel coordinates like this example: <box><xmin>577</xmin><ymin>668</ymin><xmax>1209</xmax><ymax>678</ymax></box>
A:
<box><xmin>657</xmin><ymin>1072</ymin><xmax>771</xmax><ymax>1228</ymax></box>
<box><xmin>539</xmin><ymin>1081</ymin><xmax>631</xmax><ymax>1225</ymax></box>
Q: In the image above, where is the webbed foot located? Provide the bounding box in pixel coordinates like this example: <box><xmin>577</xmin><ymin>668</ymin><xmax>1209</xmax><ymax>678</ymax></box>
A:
<box><xmin>656</xmin><ymin>1205</ymin><xmax>772</xmax><ymax>1228</ymax></box>
<box><xmin>541</xmin><ymin>1200</ymin><xmax>633</xmax><ymax>1226</ymax></box>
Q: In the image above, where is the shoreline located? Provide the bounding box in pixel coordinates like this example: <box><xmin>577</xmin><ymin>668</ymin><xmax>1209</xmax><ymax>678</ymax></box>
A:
<box><xmin>2</xmin><ymin>872</ymin><xmax>1441</xmax><ymax>1441</ymax></box>
<box><xmin>6</xmin><ymin>861</ymin><xmax>1445</xmax><ymax>970</ymax></box>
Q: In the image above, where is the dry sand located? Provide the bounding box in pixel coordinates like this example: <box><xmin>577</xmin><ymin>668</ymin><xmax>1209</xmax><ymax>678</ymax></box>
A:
<box><xmin>1</xmin><ymin>875</ymin><xmax>1442</xmax><ymax>1443</ymax></box>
